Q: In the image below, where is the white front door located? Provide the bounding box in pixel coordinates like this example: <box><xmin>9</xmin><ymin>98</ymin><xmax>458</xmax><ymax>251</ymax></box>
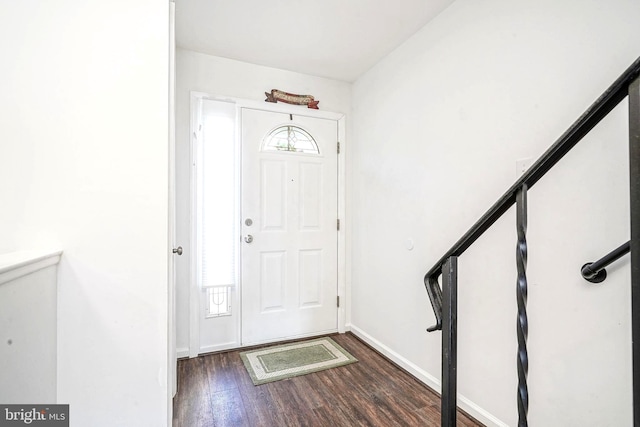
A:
<box><xmin>241</xmin><ymin>108</ymin><xmax>338</xmax><ymax>345</ymax></box>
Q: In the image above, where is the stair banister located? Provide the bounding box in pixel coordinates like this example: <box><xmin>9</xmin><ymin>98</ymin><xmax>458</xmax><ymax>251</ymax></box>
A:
<box><xmin>581</xmin><ymin>240</ymin><xmax>631</xmax><ymax>283</ymax></box>
<box><xmin>423</xmin><ymin>56</ymin><xmax>640</xmax><ymax>426</ymax></box>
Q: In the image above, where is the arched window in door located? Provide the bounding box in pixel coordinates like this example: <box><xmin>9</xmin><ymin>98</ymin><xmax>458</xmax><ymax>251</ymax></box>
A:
<box><xmin>261</xmin><ymin>125</ymin><xmax>320</xmax><ymax>154</ymax></box>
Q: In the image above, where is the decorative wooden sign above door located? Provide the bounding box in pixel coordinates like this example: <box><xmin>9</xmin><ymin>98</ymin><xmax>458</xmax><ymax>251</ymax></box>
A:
<box><xmin>265</xmin><ymin>89</ymin><xmax>319</xmax><ymax>109</ymax></box>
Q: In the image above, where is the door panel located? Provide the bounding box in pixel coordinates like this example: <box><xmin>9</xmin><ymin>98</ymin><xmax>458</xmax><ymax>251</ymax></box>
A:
<box><xmin>300</xmin><ymin>162</ymin><xmax>323</xmax><ymax>229</ymax></box>
<box><xmin>260</xmin><ymin>251</ymin><xmax>286</xmax><ymax>312</ymax></box>
<box><xmin>261</xmin><ymin>160</ymin><xmax>287</xmax><ymax>230</ymax></box>
<box><xmin>241</xmin><ymin>108</ymin><xmax>338</xmax><ymax>345</ymax></box>
<box><xmin>299</xmin><ymin>249</ymin><xmax>323</xmax><ymax>307</ymax></box>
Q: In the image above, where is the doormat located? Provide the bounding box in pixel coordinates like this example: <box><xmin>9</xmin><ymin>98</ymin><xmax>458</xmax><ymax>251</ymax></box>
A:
<box><xmin>240</xmin><ymin>337</ymin><xmax>357</xmax><ymax>385</ymax></box>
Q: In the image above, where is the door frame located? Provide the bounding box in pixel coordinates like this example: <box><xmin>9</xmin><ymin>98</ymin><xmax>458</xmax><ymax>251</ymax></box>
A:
<box><xmin>168</xmin><ymin>0</ymin><xmax>177</xmax><ymax>404</ymax></box>
<box><xmin>187</xmin><ymin>91</ymin><xmax>347</xmax><ymax>356</ymax></box>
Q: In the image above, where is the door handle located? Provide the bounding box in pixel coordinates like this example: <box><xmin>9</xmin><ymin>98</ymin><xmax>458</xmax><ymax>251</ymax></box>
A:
<box><xmin>172</xmin><ymin>246</ymin><xmax>183</xmax><ymax>255</ymax></box>
<box><xmin>244</xmin><ymin>235</ymin><xmax>254</xmax><ymax>244</ymax></box>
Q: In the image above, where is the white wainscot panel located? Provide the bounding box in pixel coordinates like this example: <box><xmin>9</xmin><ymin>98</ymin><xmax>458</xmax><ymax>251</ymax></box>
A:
<box><xmin>0</xmin><ymin>250</ymin><xmax>62</xmax><ymax>403</ymax></box>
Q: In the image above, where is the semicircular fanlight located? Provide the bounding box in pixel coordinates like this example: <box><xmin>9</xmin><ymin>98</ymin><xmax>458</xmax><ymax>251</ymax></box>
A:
<box><xmin>261</xmin><ymin>125</ymin><xmax>319</xmax><ymax>154</ymax></box>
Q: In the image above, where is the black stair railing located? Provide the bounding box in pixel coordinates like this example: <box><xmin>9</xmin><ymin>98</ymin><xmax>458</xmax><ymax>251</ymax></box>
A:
<box><xmin>424</xmin><ymin>56</ymin><xmax>640</xmax><ymax>427</ymax></box>
<box><xmin>581</xmin><ymin>240</ymin><xmax>631</xmax><ymax>283</ymax></box>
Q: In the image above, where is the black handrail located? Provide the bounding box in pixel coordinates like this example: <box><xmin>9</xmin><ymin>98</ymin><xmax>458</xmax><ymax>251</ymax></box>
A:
<box><xmin>423</xmin><ymin>55</ymin><xmax>640</xmax><ymax>427</ymax></box>
<box><xmin>581</xmin><ymin>241</ymin><xmax>631</xmax><ymax>283</ymax></box>
<box><xmin>424</xmin><ymin>56</ymin><xmax>640</xmax><ymax>331</ymax></box>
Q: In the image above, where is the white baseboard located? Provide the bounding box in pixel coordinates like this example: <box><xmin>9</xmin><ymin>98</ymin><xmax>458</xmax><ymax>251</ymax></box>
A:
<box><xmin>199</xmin><ymin>341</ymin><xmax>239</xmax><ymax>355</ymax></box>
<box><xmin>349</xmin><ymin>324</ymin><xmax>508</xmax><ymax>427</ymax></box>
<box><xmin>177</xmin><ymin>347</ymin><xmax>189</xmax><ymax>359</ymax></box>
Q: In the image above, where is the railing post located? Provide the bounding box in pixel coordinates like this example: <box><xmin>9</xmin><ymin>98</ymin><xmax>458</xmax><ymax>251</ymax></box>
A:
<box><xmin>516</xmin><ymin>185</ymin><xmax>529</xmax><ymax>427</ymax></box>
<box><xmin>629</xmin><ymin>75</ymin><xmax>640</xmax><ymax>426</ymax></box>
<box><xmin>442</xmin><ymin>256</ymin><xmax>458</xmax><ymax>427</ymax></box>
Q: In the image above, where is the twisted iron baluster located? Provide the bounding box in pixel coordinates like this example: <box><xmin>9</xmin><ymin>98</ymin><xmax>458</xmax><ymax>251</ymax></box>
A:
<box><xmin>516</xmin><ymin>185</ymin><xmax>529</xmax><ymax>427</ymax></box>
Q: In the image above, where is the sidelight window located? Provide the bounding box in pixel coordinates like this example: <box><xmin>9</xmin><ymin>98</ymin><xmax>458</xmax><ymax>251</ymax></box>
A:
<box><xmin>196</xmin><ymin>99</ymin><xmax>237</xmax><ymax>292</ymax></box>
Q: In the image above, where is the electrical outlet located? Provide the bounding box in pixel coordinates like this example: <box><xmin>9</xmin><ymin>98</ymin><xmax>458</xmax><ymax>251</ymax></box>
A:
<box><xmin>516</xmin><ymin>158</ymin><xmax>533</xmax><ymax>178</ymax></box>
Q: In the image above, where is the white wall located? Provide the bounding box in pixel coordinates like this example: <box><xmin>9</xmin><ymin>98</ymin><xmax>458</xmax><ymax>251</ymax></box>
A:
<box><xmin>175</xmin><ymin>49</ymin><xmax>351</xmax><ymax>352</ymax></box>
<box><xmin>350</xmin><ymin>0</ymin><xmax>640</xmax><ymax>425</ymax></box>
<box><xmin>0</xmin><ymin>1</ymin><xmax>170</xmax><ymax>426</ymax></box>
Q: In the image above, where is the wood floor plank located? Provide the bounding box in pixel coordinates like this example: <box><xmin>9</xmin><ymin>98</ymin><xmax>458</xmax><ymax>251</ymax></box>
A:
<box><xmin>202</xmin><ymin>350</ymin><xmax>240</xmax><ymax>393</ymax></box>
<box><xmin>413</xmin><ymin>404</ymin><xmax>443</xmax><ymax>427</ymax></box>
<box><xmin>173</xmin><ymin>333</ymin><xmax>485</xmax><ymax>427</ymax></box>
<box><xmin>267</xmin><ymin>380</ymin><xmax>323</xmax><ymax>427</ymax></box>
<box><xmin>237</xmin><ymin>385</ymin><xmax>281</xmax><ymax>427</ymax></box>
<box><xmin>172</xmin><ymin>357</ymin><xmax>215</xmax><ymax>427</ymax></box>
<box><xmin>290</xmin><ymin>375</ymin><xmax>325</xmax><ymax>410</ymax></box>
<box><xmin>209</xmin><ymin>388</ymin><xmax>249</xmax><ymax>427</ymax></box>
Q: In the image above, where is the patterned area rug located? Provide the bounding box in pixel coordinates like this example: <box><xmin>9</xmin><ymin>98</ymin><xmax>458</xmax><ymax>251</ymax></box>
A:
<box><xmin>240</xmin><ymin>337</ymin><xmax>358</xmax><ymax>385</ymax></box>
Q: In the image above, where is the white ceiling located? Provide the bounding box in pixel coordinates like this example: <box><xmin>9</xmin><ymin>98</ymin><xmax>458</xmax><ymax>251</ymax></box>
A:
<box><xmin>175</xmin><ymin>0</ymin><xmax>455</xmax><ymax>82</ymax></box>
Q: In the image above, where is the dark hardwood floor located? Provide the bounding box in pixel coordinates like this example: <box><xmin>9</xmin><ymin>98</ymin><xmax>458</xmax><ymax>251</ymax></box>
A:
<box><xmin>173</xmin><ymin>333</ymin><xmax>483</xmax><ymax>427</ymax></box>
